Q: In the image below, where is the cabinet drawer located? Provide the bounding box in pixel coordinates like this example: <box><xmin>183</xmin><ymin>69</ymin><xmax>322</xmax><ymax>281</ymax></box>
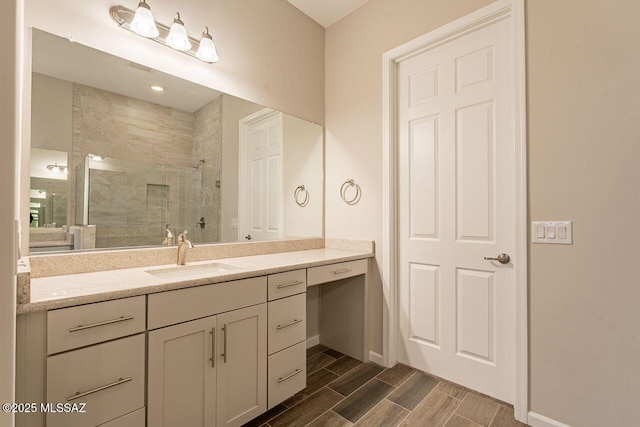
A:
<box><xmin>98</xmin><ymin>408</ymin><xmax>145</xmax><ymax>427</ymax></box>
<box><xmin>267</xmin><ymin>269</ymin><xmax>306</xmax><ymax>301</ymax></box>
<box><xmin>268</xmin><ymin>293</ymin><xmax>306</xmax><ymax>355</ymax></box>
<box><xmin>47</xmin><ymin>296</ymin><xmax>146</xmax><ymax>355</ymax></box>
<box><xmin>148</xmin><ymin>276</ymin><xmax>267</xmax><ymax>329</ymax></box>
<box><xmin>307</xmin><ymin>259</ymin><xmax>367</xmax><ymax>287</ymax></box>
<box><xmin>268</xmin><ymin>341</ymin><xmax>306</xmax><ymax>409</ymax></box>
<box><xmin>46</xmin><ymin>334</ymin><xmax>145</xmax><ymax>427</ymax></box>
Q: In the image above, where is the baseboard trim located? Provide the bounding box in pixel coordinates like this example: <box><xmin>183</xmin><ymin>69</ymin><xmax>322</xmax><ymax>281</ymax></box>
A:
<box><xmin>368</xmin><ymin>351</ymin><xmax>384</xmax><ymax>366</ymax></box>
<box><xmin>528</xmin><ymin>412</ymin><xmax>571</xmax><ymax>427</ymax></box>
<box><xmin>306</xmin><ymin>335</ymin><xmax>320</xmax><ymax>348</ymax></box>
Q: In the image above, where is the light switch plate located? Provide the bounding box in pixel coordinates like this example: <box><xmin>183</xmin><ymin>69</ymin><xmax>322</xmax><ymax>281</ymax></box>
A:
<box><xmin>532</xmin><ymin>221</ymin><xmax>572</xmax><ymax>244</ymax></box>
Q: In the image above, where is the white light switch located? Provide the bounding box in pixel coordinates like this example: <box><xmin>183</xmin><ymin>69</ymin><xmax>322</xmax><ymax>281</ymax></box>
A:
<box><xmin>558</xmin><ymin>226</ymin><xmax>567</xmax><ymax>239</ymax></box>
<box><xmin>546</xmin><ymin>226</ymin><xmax>556</xmax><ymax>239</ymax></box>
<box><xmin>532</xmin><ymin>221</ymin><xmax>572</xmax><ymax>244</ymax></box>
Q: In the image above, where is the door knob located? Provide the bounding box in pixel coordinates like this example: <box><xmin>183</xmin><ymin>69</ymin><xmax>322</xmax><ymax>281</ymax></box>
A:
<box><xmin>245</xmin><ymin>234</ymin><xmax>252</xmax><ymax>241</ymax></box>
<box><xmin>484</xmin><ymin>253</ymin><xmax>510</xmax><ymax>264</ymax></box>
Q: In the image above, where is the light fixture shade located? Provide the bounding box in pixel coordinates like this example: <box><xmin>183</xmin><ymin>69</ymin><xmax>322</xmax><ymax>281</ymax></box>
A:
<box><xmin>166</xmin><ymin>13</ymin><xmax>191</xmax><ymax>51</ymax></box>
<box><xmin>196</xmin><ymin>27</ymin><xmax>219</xmax><ymax>63</ymax></box>
<box><xmin>130</xmin><ymin>1</ymin><xmax>159</xmax><ymax>38</ymax></box>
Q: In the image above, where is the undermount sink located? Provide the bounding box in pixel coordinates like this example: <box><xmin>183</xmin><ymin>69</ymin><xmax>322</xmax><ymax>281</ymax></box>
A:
<box><xmin>145</xmin><ymin>262</ymin><xmax>240</xmax><ymax>280</ymax></box>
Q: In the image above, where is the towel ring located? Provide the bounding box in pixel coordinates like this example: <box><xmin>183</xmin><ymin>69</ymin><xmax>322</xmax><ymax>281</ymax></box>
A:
<box><xmin>294</xmin><ymin>185</ymin><xmax>309</xmax><ymax>207</ymax></box>
<box><xmin>340</xmin><ymin>179</ymin><xmax>361</xmax><ymax>205</ymax></box>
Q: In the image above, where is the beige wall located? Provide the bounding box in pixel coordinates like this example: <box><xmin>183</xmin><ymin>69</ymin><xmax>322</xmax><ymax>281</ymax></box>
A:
<box><xmin>1</xmin><ymin>0</ymin><xmax>19</xmax><ymax>425</ymax></box>
<box><xmin>326</xmin><ymin>0</ymin><xmax>640</xmax><ymax>425</ymax></box>
<box><xmin>527</xmin><ymin>1</ymin><xmax>640</xmax><ymax>425</ymax></box>
<box><xmin>31</xmin><ymin>73</ymin><xmax>72</xmax><ymax>153</ymax></box>
<box><xmin>282</xmin><ymin>114</ymin><xmax>323</xmax><ymax>238</ymax></box>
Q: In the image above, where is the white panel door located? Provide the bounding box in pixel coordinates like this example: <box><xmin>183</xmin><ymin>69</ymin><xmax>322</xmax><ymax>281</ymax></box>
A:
<box><xmin>397</xmin><ymin>17</ymin><xmax>517</xmax><ymax>402</ymax></box>
<box><xmin>239</xmin><ymin>109</ymin><xmax>283</xmax><ymax>241</ymax></box>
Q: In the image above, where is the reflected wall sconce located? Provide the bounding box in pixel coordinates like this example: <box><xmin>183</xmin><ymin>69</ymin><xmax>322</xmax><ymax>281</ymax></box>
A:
<box><xmin>47</xmin><ymin>163</ymin><xmax>68</xmax><ymax>174</ymax></box>
<box><xmin>110</xmin><ymin>1</ymin><xmax>219</xmax><ymax>63</ymax></box>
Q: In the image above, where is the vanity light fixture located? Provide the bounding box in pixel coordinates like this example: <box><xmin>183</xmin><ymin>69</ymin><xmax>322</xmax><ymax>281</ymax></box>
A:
<box><xmin>196</xmin><ymin>27</ymin><xmax>219</xmax><ymax>63</ymax></box>
<box><xmin>110</xmin><ymin>3</ymin><xmax>218</xmax><ymax>63</ymax></box>
<box><xmin>166</xmin><ymin>13</ymin><xmax>191</xmax><ymax>51</ymax></box>
<box><xmin>150</xmin><ymin>85</ymin><xmax>164</xmax><ymax>92</ymax></box>
<box><xmin>130</xmin><ymin>0</ymin><xmax>159</xmax><ymax>38</ymax></box>
<box><xmin>88</xmin><ymin>154</ymin><xmax>103</xmax><ymax>161</ymax></box>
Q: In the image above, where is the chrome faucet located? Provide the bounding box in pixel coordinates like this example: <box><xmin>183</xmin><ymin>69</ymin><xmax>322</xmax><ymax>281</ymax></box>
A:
<box><xmin>163</xmin><ymin>224</ymin><xmax>174</xmax><ymax>245</ymax></box>
<box><xmin>177</xmin><ymin>230</ymin><xmax>194</xmax><ymax>265</ymax></box>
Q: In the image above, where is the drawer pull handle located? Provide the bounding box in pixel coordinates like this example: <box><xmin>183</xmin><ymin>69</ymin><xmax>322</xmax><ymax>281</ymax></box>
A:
<box><xmin>222</xmin><ymin>324</ymin><xmax>227</xmax><ymax>363</ymax></box>
<box><xmin>68</xmin><ymin>316</ymin><xmax>134</xmax><ymax>332</ymax></box>
<box><xmin>333</xmin><ymin>268</ymin><xmax>352</xmax><ymax>275</ymax></box>
<box><xmin>277</xmin><ymin>280</ymin><xmax>303</xmax><ymax>289</ymax></box>
<box><xmin>67</xmin><ymin>377</ymin><xmax>132</xmax><ymax>401</ymax></box>
<box><xmin>278</xmin><ymin>369</ymin><xmax>304</xmax><ymax>384</ymax></box>
<box><xmin>276</xmin><ymin>319</ymin><xmax>303</xmax><ymax>330</ymax></box>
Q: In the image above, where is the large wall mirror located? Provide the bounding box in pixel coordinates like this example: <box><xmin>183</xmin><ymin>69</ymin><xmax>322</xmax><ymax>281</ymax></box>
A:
<box><xmin>29</xmin><ymin>29</ymin><xmax>324</xmax><ymax>253</ymax></box>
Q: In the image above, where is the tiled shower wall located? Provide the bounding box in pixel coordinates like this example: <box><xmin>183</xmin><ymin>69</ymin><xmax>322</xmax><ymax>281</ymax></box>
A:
<box><xmin>71</xmin><ymin>83</ymin><xmax>222</xmax><ymax>248</ymax></box>
<box><xmin>191</xmin><ymin>97</ymin><xmax>222</xmax><ymax>243</ymax></box>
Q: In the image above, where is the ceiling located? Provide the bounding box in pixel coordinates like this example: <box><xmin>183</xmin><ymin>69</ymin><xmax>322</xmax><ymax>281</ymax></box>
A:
<box><xmin>287</xmin><ymin>0</ymin><xmax>371</xmax><ymax>28</ymax></box>
<box><xmin>32</xmin><ymin>29</ymin><xmax>221</xmax><ymax>113</ymax></box>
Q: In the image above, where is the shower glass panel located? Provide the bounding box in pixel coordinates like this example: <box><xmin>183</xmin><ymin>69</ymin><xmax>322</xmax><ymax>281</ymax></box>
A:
<box><xmin>78</xmin><ymin>155</ymin><xmax>219</xmax><ymax>249</ymax></box>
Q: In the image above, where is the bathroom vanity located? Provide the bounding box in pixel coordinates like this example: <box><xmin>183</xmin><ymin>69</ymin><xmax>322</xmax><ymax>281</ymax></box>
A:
<box><xmin>15</xmin><ymin>240</ymin><xmax>372</xmax><ymax>427</ymax></box>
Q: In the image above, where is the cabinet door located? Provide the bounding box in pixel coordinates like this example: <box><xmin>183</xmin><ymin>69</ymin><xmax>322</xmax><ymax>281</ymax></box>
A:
<box><xmin>216</xmin><ymin>304</ymin><xmax>267</xmax><ymax>427</ymax></box>
<box><xmin>148</xmin><ymin>316</ymin><xmax>217</xmax><ymax>427</ymax></box>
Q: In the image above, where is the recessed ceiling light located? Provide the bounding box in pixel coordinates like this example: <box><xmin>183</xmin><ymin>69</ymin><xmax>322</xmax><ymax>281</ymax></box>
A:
<box><xmin>150</xmin><ymin>85</ymin><xmax>164</xmax><ymax>92</ymax></box>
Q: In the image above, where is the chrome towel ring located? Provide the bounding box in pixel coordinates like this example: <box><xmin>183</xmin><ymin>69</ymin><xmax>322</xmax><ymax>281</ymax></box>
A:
<box><xmin>340</xmin><ymin>179</ymin><xmax>361</xmax><ymax>205</ymax></box>
<box><xmin>294</xmin><ymin>185</ymin><xmax>309</xmax><ymax>207</ymax></box>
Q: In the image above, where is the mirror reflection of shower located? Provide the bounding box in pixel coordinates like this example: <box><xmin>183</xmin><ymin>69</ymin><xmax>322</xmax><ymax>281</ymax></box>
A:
<box><xmin>193</xmin><ymin>159</ymin><xmax>205</xmax><ymax>189</ymax></box>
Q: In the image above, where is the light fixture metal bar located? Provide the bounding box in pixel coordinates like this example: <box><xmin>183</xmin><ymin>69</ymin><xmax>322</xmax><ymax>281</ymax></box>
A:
<box><xmin>109</xmin><ymin>5</ymin><xmax>213</xmax><ymax>64</ymax></box>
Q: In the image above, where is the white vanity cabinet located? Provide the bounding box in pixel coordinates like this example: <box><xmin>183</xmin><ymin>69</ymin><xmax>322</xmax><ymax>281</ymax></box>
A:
<box><xmin>147</xmin><ymin>277</ymin><xmax>268</xmax><ymax>427</ymax></box>
<box><xmin>16</xmin><ymin>255</ymin><xmax>370</xmax><ymax>427</ymax></box>
<box><xmin>266</xmin><ymin>269</ymin><xmax>307</xmax><ymax>409</ymax></box>
<box><xmin>45</xmin><ymin>297</ymin><xmax>147</xmax><ymax>427</ymax></box>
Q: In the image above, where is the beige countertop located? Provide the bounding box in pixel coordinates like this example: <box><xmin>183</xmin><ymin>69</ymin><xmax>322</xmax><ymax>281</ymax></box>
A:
<box><xmin>18</xmin><ymin>247</ymin><xmax>373</xmax><ymax>314</ymax></box>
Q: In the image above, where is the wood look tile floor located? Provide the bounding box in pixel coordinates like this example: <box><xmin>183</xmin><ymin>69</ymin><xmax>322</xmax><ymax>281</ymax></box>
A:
<box><xmin>242</xmin><ymin>346</ymin><xmax>529</xmax><ymax>427</ymax></box>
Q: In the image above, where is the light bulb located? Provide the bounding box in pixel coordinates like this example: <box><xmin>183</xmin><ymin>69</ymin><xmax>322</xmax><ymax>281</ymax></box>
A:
<box><xmin>196</xmin><ymin>27</ymin><xmax>219</xmax><ymax>63</ymax></box>
<box><xmin>166</xmin><ymin>13</ymin><xmax>191</xmax><ymax>51</ymax></box>
<box><xmin>130</xmin><ymin>0</ymin><xmax>159</xmax><ymax>38</ymax></box>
